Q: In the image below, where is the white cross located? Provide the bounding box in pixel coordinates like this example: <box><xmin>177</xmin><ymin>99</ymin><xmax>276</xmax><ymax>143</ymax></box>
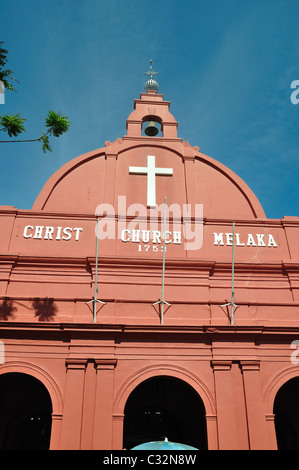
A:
<box><xmin>129</xmin><ymin>155</ymin><xmax>173</xmax><ymax>208</ymax></box>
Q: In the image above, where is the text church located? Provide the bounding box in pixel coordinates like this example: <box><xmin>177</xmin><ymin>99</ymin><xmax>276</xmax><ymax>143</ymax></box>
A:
<box><xmin>0</xmin><ymin>62</ymin><xmax>299</xmax><ymax>450</ymax></box>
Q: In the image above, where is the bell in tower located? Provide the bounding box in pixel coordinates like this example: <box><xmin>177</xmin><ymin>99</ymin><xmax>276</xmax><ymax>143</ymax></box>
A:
<box><xmin>144</xmin><ymin>121</ymin><xmax>159</xmax><ymax>136</ymax></box>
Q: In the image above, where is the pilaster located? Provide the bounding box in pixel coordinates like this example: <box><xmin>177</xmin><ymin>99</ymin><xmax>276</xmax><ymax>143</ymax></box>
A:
<box><xmin>211</xmin><ymin>360</ymin><xmax>238</xmax><ymax>449</ymax></box>
<box><xmin>240</xmin><ymin>360</ymin><xmax>269</xmax><ymax>449</ymax></box>
<box><xmin>49</xmin><ymin>413</ymin><xmax>63</xmax><ymax>450</ymax></box>
<box><xmin>93</xmin><ymin>359</ymin><xmax>118</xmax><ymax>450</ymax></box>
<box><xmin>59</xmin><ymin>359</ymin><xmax>87</xmax><ymax>450</ymax></box>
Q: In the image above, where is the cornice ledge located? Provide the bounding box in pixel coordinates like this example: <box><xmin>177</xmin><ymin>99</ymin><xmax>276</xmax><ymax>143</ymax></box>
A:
<box><xmin>213</xmin><ymin>260</ymin><xmax>285</xmax><ymax>274</ymax></box>
<box><xmin>283</xmin><ymin>261</ymin><xmax>299</xmax><ymax>273</ymax></box>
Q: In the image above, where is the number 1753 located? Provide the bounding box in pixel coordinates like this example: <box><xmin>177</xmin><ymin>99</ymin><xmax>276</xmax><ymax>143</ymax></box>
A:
<box><xmin>138</xmin><ymin>245</ymin><xmax>166</xmax><ymax>253</ymax></box>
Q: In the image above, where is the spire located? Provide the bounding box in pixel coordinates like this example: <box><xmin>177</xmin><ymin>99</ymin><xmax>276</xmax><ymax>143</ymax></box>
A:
<box><xmin>144</xmin><ymin>59</ymin><xmax>159</xmax><ymax>92</ymax></box>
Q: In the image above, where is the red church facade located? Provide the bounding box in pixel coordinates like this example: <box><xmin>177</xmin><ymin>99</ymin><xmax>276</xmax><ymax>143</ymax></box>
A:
<box><xmin>0</xmin><ymin>71</ymin><xmax>299</xmax><ymax>450</ymax></box>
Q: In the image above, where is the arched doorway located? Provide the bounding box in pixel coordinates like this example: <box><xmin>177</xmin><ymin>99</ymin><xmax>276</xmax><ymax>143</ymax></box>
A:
<box><xmin>123</xmin><ymin>376</ymin><xmax>207</xmax><ymax>450</ymax></box>
<box><xmin>274</xmin><ymin>376</ymin><xmax>299</xmax><ymax>450</ymax></box>
<box><xmin>0</xmin><ymin>372</ymin><xmax>52</xmax><ymax>450</ymax></box>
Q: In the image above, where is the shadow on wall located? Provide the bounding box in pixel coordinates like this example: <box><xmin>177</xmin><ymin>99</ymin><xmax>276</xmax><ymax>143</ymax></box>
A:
<box><xmin>32</xmin><ymin>298</ymin><xmax>58</xmax><ymax>322</ymax></box>
<box><xmin>0</xmin><ymin>298</ymin><xmax>58</xmax><ymax>321</ymax></box>
<box><xmin>0</xmin><ymin>299</ymin><xmax>17</xmax><ymax>320</ymax></box>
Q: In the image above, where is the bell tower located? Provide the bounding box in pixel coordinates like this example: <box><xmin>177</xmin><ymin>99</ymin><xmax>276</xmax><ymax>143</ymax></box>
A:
<box><xmin>125</xmin><ymin>60</ymin><xmax>179</xmax><ymax>140</ymax></box>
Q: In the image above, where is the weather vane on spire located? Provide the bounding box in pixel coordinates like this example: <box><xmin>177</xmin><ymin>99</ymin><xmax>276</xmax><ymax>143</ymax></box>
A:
<box><xmin>144</xmin><ymin>59</ymin><xmax>158</xmax><ymax>80</ymax></box>
<box><xmin>144</xmin><ymin>59</ymin><xmax>159</xmax><ymax>92</ymax></box>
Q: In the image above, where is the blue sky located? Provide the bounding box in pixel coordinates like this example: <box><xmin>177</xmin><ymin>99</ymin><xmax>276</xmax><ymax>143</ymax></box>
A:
<box><xmin>0</xmin><ymin>0</ymin><xmax>298</xmax><ymax>219</ymax></box>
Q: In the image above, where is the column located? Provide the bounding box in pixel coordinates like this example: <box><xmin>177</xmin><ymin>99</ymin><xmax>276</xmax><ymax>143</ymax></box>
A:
<box><xmin>183</xmin><ymin>157</ymin><xmax>196</xmax><ymax>207</ymax></box>
<box><xmin>59</xmin><ymin>359</ymin><xmax>87</xmax><ymax>450</ymax></box>
<box><xmin>102</xmin><ymin>151</ymin><xmax>118</xmax><ymax>255</ymax></box>
<box><xmin>265</xmin><ymin>413</ymin><xmax>278</xmax><ymax>450</ymax></box>
<box><xmin>205</xmin><ymin>415</ymin><xmax>218</xmax><ymax>450</ymax></box>
<box><xmin>211</xmin><ymin>360</ymin><xmax>238</xmax><ymax>449</ymax></box>
<box><xmin>80</xmin><ymin>360</ymin><xmax>97</xmax><ymax>450</ymax></box>
<box><xmin>93</xmin><ymin>359</ymin><xmax>117</xmax><ymax>450</ymax></box>
<box><xmin>103</xmin><ymin>153</ymin><xmax>117</xmax><ymax>206</ymax></box>
<box><xmin>112</xmin><ymin>413</ymin><xmax>125</xmax><ymax>450</ymax></box>
<box><xmin>240</xmin><ymin>360</ymin><xmax>269</xmax><ymax>450</ymax></box>
<box><xmin>49</xmin><ymin>413</ymin><xmax>63</xmax><ymax>450</ymax></box>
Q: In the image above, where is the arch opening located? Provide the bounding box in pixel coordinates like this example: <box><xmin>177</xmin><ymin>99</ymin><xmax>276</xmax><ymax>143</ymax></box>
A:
<box><xmin>123</xmin><ymin>375</ymin><xmax>207</xmax><ymax>450</ymax></box>
<box><xmin>0</xmin><ymin>372</ymin><xmax>52</xmax><ymax>450</ymax></box>
<box><xmin>274</xmin><ymin>376</ymin><xmax>299</xmax><ymax>450</ymax></box>
<box><xmin>141</xmin><ymin>116</ymin><xmax>162</xmax><ymax>137</ymax></box>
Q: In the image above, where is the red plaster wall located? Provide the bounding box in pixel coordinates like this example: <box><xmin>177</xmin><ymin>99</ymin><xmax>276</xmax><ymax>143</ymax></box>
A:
<box><xmin>0</xmin><ymin>89</ymin><xmax>298</xmax><ymax>450</ymax></box>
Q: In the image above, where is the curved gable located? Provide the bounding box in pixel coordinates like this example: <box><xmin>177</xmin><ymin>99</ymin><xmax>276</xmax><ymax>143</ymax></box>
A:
<box><xmin>32</xmin><ymin>91</ymin><xmax>265</xmax><ymax>220</ymax></box>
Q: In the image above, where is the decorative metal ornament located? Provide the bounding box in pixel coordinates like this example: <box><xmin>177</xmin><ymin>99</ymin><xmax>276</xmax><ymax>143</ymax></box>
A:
<box><xmin>144</xmin><ymin>59</ymin><xmax>159</xmax><ymax>92</ymax></box>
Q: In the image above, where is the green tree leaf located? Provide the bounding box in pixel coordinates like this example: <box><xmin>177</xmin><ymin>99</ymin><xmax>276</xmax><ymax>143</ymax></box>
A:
<box><xmin>0</xmin><ymin>113</ymin><xmax>26</xmax><ymax>137</ymax></box>
<box><xmin>0</xmin><ymin>43</ymin><xmax>71</xmax><ymax>153</ymax></box>
<box><xmin>45</xmin><ymin>110</ymin><xmax>71</xmax><ymax>137</ymax></box>
<box><xmin>0</xmin><ymin>41</ymin><xmax>19</xmax><ymax>93</ymax></box>
<box><xmin>40</xmin><ymin>133</ymin><xmax>51</xmax><ymax>153</ymax></box>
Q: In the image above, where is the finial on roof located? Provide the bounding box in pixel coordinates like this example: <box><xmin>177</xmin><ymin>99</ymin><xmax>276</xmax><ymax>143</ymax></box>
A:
<box><xmin>144</xmin><ymin>59</ymin><xmax>159</xmax><ymax>92</ymax></box>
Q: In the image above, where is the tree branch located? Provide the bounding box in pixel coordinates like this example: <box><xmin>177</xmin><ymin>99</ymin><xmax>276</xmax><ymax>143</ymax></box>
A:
<box><xmin>0</xmin><ymin>129</ymin><xmax>50</xmax><ymax>143</ymax></box>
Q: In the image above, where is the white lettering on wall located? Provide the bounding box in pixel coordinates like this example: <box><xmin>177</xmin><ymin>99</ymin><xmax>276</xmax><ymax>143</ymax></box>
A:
<box><xmin>121</xmin><ymin>229</ymin><xmax>182</xmax><ymax>245</ymax></box>
<box><xmin>22</xmin><ymin>225</ymin><xmax>278</xmax><ymax>249</ymax></box>
<box><xmin>23</xmin><ymin>225</ymin><xmax>83</xmax><ymax>241</ymax></box>
<box><xmin>213</xmin><ymin>232</ymin><xmax>278</xmax><ymax>247</ymax></box>
<box><xmin>23</xmin><ymin>226</ymin><xmax>33</xmax><ymax>239</ymax></box>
